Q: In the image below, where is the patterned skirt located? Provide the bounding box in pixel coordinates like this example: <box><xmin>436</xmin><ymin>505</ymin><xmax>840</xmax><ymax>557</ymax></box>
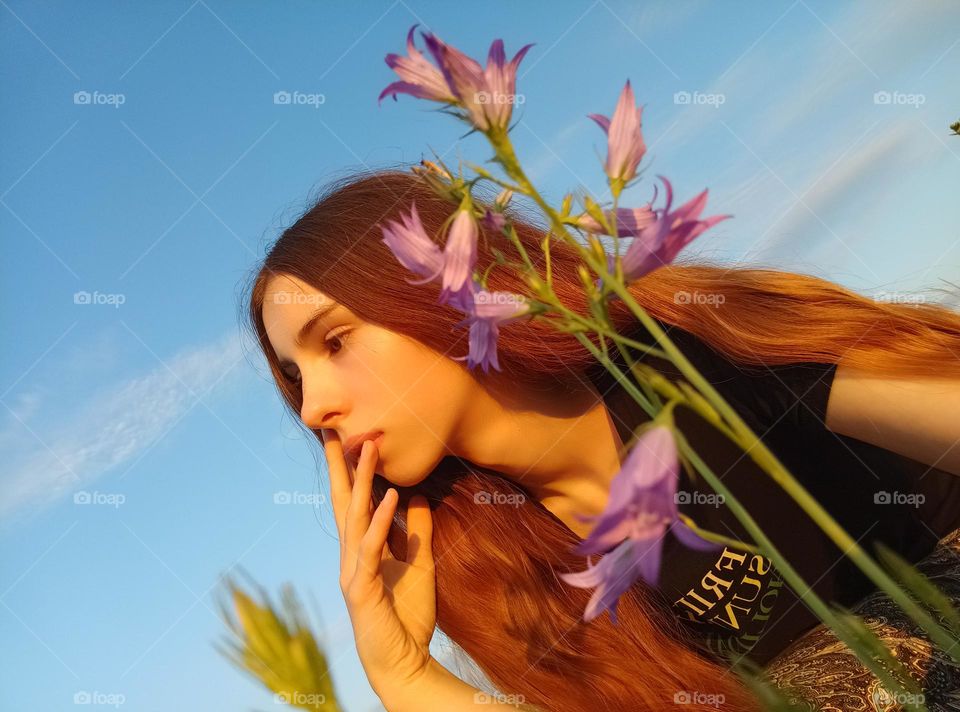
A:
<box><xmin>763</xmin><ymin>526</ymin><xmax>960</xmax><ymax>711</ymax></box>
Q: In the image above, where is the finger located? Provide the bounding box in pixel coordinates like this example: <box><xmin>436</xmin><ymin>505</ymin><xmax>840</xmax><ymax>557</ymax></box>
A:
<box><xmin>356</xmin><ymin>488</ymin><xmax>399</xmax><ymax>583</ymax></box>
<box><xmin>347</xmin><ymin>452</ymin><xmax>376</xmax><ymax>517</ymax></box>
<box><xmin>321</xmin><ymin>431</ymin><xmax>373</xmax><ymax>516</ymax></box>
<box><xmin>405</xmin><ymin>495</ymin><xmax>434</xmax><ymax>569</ymax></box>
<box><xmin>321</xmin><ymin>429</ymin><xmax>353</xmax><ymax>538</ymax></box>
<box><xmin>344</xmin><ymin>438</ymin><xmax>380</xmax><ymax>576</ymax></box>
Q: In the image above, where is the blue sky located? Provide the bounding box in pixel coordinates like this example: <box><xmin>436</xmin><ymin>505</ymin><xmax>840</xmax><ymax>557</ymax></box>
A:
<box><xmin>2</xmin><ymin>1</ymin><xmax>957</xmax><ymax>710</ymax></box>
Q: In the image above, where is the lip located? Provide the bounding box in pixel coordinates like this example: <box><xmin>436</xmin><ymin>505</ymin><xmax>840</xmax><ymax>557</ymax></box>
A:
<box><xmin>343</xmin><ymin>431</ymin><xmax>384</xmax><ymax>461</ymax></box>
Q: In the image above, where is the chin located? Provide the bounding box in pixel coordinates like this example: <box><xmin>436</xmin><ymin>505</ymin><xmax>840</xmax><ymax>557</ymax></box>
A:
<box><xmin>380</xmin><ymin>468</ymin><xmax>430</xmax><ymax>488</ymax></box>
<box><xmin>378</xmin><ymin>453</ymin><xmax>437</xmax><ymax>488</ymax></box>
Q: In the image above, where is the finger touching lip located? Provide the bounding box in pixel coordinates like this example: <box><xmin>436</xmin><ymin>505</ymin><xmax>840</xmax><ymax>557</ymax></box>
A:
<box><xmin>344</xmin><ymin>432</ymin><xmax>384</xmax><ymax>462</ymax></box>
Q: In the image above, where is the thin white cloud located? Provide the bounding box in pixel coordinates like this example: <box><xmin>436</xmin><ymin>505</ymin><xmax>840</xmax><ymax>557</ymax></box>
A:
<box><xmin>2</xmin><ymin>390</ymin><xmax>43</xmax><ymax>427</ymax></box>
<box><xmin>655</xmin><ymin>0</ymin><xmax>958</xmax><ymax>286</ymax></box>
<box><xmin>659</xmin><ymin>0</ymin><xmax>958</xmax><ymax>155</ymax></box>
<box><xmin>626</xmin><ymin>0</ymin><xmax>707</xmax><ymax>39</ymax></box>
<box><xmin>0</xmin><ymin>330</ymin><xmax>245</xmax><ymax>519</ymax></box>
<box><xmin>753</xmin><ymin>117</ymin><xmax>929</xmax><ymax>258</ymax></box>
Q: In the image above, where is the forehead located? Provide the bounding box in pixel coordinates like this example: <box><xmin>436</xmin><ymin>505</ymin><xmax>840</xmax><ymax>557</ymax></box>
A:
<box><xmin>262</xmin><ymin>275</ymin><xmax>339</xmax><ymax>354</ymax></box>
<box><xmin>263</xmin><ymin>274</ymin><xmax>332</xmax><ymax>309</ymax></box>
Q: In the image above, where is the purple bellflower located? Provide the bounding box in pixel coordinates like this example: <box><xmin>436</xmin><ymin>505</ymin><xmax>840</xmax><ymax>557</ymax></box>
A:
<box><xmin>589</xmin><ymin>79</ymin><xmax>647</xmax><ymax>194</ymax></box>
<box><xmin>380</xmin><ymin>24</ymin><xmax>534</xmax><ymax>134</ymax></box>
<box><xmin>381</xmin><ymin>203</ymin><xmax>529</xmax><ymax>372</ymax></box>
<box><xmin>449</xmin><ymin>280</ymin><xmax>531</xmax><ymax>373</ymax></box>
<box><xmin>604</xmin><ymin>175</ymin><xmax>731</xmax><ymax>288</ymax></box>
<box><xmin>560</xmin><ymin>425</ymin><xmax>722</xmax><ymax>623</ymax></box>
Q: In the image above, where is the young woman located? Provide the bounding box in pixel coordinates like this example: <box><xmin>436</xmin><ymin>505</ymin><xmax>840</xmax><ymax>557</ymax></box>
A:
<box><xmin>244</xmin><ymin>167</ymin><xmax>960</xmax><ymax>711</ymax></box>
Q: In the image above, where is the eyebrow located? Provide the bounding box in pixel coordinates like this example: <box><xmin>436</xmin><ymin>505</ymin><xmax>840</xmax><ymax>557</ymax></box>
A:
<box><xmin>295</xmin><ymin>303</ymin><xmax>343</xmax><ymax>347</ymax></box>
<box><xmin>277</xmin><ymin>303</ymin><xmax>343</xmax><ymax>369</ymax></box>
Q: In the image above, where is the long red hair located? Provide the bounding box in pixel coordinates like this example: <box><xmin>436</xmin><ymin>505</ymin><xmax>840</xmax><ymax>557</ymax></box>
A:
<box><xmin>243</xmin><ymin>168</ymin><xmax>960</xmax><ymax>711</ymax></box>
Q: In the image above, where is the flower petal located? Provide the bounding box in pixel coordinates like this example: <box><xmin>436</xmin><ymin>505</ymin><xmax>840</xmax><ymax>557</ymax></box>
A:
<box><xmin>600</xmin><ymin>175</ymin><xmax>731</xmax><ymax>283</ymax></box>
<box><xmin>670</xmin><ymin>519</ymin><xmax>725</xmax><ymax>552</ymax></box>
<box><xmin>449</xmin><ymin>287</ymin><xmax>529</xmax><ymax>373</ymax></box>
<box><xmin>594</xmin><ymin>80</ymin><xmax>646</xmax><ymax>184</ymax></box>
<box><xmin>563</xmin><ymin>536</ymin><xmax>667</xmax><ymax>623</ymax></box>
<box><xmin>379</xmin><ymin>25</ymin><xmax>457</xmax><ymax>105</ymax></box>
<box><xmin>380</xmin><ymin>202</ymin><xmax>446</xmax><ymax>282</ymax></box>
<box><xmin>573</xmin><ymin>426</ymin><xmax>680</xmax><ymax>557</ymax></box>
<box><xmin>440</xmin><ymin>209</ymin><xmax>479</xmax><ymax>301</ymax></box>
<box><xmin>587</xmin><ymin>112</ymin><xmax>611</xmax><ymax>134</ymax></box>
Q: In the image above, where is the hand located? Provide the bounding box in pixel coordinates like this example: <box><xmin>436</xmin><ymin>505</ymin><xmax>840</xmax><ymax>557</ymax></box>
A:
<box><xmin>321</xmin><ymin>430</ymin><xmax>438</xmax><ymax>697</ymax></box>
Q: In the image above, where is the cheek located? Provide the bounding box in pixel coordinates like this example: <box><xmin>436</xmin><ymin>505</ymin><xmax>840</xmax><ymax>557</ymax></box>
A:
<box><xmin>354</xmin><ymin>335</ymin><xmax>460</xmax><ymax>480</ymax></box>
<box><xmin>349</xmin><ymin>333</ymin><xmax>426</xmax><ymax>391</ymax></box>
<box><xmin>376</xmin><ymin>413</ymin><xmax>448</xmax><ymax>487</ymax></box>
<box><xmin>361</xmin><ymin>341</ymin><xmax>454</xmax><ymax>415</ymax></box>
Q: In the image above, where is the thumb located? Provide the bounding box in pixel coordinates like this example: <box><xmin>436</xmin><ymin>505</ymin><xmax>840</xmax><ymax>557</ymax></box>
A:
<box><xmin>405</xmin><ymin>495</ymin><xmax>434</xmax><ymax>569</ymax></box>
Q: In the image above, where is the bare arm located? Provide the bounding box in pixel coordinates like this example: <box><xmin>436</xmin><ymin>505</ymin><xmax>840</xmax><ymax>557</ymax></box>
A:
<box><xmin>824</xmin><ymin>361</ymin><xmax>960</xmax><ymax>476</ymax></box>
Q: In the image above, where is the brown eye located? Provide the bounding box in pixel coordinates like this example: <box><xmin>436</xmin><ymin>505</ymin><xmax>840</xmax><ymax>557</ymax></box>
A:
<box><xmin>325</xmin><ymin>327</ymin><xmax>351</xmax><ymax>355</ymax></box>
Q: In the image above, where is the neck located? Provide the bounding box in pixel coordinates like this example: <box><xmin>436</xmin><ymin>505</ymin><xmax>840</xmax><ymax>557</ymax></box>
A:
<box><xmin>450</xmin><ymin>375</ymin><xmax>625</xmax><ymax>538</ymax></box>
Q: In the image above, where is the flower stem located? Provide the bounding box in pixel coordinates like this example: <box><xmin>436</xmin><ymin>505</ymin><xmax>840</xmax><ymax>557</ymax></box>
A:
<box><xmin>578</xmin><ymin>333</ymin><xmax>927</xmax><ymax>705</ymax></box>
<box><xmin>604</xmin><ymin>278</ymin><xmax>960</xmax><ymax>667</ymax></box>
<box><xmin>487</xmin><ymin>127</ymin><xmax>957</xmax><ymax>687</ymax></box>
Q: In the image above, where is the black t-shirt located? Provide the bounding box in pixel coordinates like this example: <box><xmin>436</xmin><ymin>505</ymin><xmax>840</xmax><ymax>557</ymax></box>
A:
<box><xmin>586</xmin><ymin>320</ymin><xmax>960</xmax><ymax>667</ymax></box>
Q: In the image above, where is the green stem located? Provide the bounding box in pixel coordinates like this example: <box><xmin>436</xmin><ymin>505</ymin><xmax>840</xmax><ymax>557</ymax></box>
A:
<box><xmin>604</xmin><ymin>279</ymin><xmax>960</xmax><ymax>668</ymax></box>
<box><xmin>503</xmin><ymin>223</ymin><xmax>535</xmax><ymax>275</ymax></box>
<box><xmin>677</xmin><ymin>513</ymin><xmax>758</xmax><ymax>554</ymax></box>
<box><xmin>541</xmin><ymin>300</ymin><xmax>670</xmax><ymax>362</ymax></box>
<box><xmin>488</xmin><ymin>128</ymin><xmax>957</xmax><ymax>677</ymax></box>
<box><xmin>598</xmin><ymin>292</ymin><xmax>663</xmax><ymax>411</ymax></box>
<box><xmin>579</xmin><ymin>334</ymin><xmax>927</xmax><ymax>707</ymax></box>
<box><xmin>543</xmin><ymin>228</ymin><xmax>553</xmax><ymax>290</ymax></box>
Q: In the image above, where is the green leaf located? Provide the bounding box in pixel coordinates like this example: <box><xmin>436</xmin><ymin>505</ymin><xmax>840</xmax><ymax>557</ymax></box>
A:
<box><xmin>213</xmin><ymin>572</ymin><xmax>344</xmax><ymax>711</ymax></box>
<box><xmin>874</xmin><ymin>541</ymin><xmax>960</xmax><ymax>637</ymax></box>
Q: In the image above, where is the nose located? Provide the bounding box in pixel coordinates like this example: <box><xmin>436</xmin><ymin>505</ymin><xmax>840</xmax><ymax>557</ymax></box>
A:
<box><xmin>301</xmin><ymin>401</ymin><xmax>342</xmax><ymax>432</ymax></box>
<box><xmin>299</xmin><ymin>373</ymin><xmax>344</xmax><ymax>431</ymax></box>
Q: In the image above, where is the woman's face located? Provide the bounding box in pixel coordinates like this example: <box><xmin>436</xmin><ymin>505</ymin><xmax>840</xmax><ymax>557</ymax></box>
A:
<box><xmin>261</xmin><ymin>274</ymin><xmax>477</xmax><ymax>487</ymax></box>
